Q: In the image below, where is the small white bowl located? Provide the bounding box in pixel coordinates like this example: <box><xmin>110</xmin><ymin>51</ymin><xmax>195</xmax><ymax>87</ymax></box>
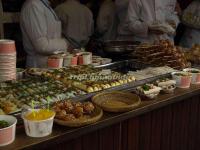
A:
<box><xmin>0</xmin><ymin>115</ymin><xmax>17</xmax><ymax>146</ymax></box>
<box><xmin>161</xmin><ymin>85</ymin><xmax>176</xmax><ymax>94</ymax></box>
<box><xmin>172</xmin><ymin>72</ymin><xmax>192</xmax><ymax>88</ymax></box>
<box><xmin>156</xmin><ymin>79</ymin><xmax>176</xmax><ymax>94</ymax></box>
<box><xmin>183</xmin><ymin>68</ymin><xmax>200</xmax><ymax>85</ymax></box>
<box><xmin>22</xmin><ymin>109</ymin><xmax>55</xmax><ymax>138</ymax></box>
<box><xmin>136</xmin><ymin>85</ymin><xmax>161</xmax><ymax>100</ymax></box>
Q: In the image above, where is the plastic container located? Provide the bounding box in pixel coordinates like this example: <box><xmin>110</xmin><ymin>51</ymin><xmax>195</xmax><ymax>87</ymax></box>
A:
<box><xmin>0</xmin><ymin>115</ymin><xmax>17</xmax><ymax>146</ymax></box>
<box><xmin>183</xmin><ymin>68</ymin><xmax>200</xmax><ymax>84</ymax></box>
<box><xmin>172</xmin><ymin>72</ymin><xmax>192</xmax><ymax>88</ymax></box>
<box><xmin>22</xmin><ymin>109</ymin><xmax>55</xmax><ymax>138</ymax></box>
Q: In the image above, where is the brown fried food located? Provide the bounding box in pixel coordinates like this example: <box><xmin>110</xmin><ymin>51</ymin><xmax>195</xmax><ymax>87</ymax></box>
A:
<box><xmin>72</xmin><ymin>102</ymin><xmax>82</xmax><ymax>107</ymax></box>
<box><xmin>63</xmin><ymin>100</ymin><xmax>74</xmax><ymax>113</ymax></box>
<box><xmin>72</xmin><ymin>106</ymin><xmax>84</xmax><ymax>118</ymax></box>
<box><xmin>63</xmin><ymin>114</ymin><xmax>76</xmax><ymax>121</ymax></box>
<box><xmin>56</xmin><ymin>110</ymin><xmax>67</xmax><ymax>120</ymax></box>
<box><xmin>83</xmin><ymin>102</ymin><xmax>95</xmax><ymax>114</ymax></box>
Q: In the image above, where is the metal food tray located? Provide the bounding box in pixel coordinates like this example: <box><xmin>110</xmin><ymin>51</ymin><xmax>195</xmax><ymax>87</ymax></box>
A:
<box><xmin>9</xmin><ymin>60</ymin><xmax>166</xmax><ymax>119</ymax></box>
<box><xmin>95</xmin><ymin>59</ymin><xmax>151</xmax><ymax>72</ymax></box>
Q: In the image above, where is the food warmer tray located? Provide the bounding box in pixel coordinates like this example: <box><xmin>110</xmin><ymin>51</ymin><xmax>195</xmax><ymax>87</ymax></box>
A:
<box><xmin>8</xmin><ymin>60</ymin><xmax>165</xmax><ymax>119</ymax></box>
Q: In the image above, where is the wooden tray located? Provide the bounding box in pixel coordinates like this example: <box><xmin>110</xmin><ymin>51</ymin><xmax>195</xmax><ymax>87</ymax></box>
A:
<box><xmin>54</xmin><ymin>106</ymin><xmax>103</xmax><ymax>127</ymax></box>
<box><xmin>92</xmin><ymin>91</ymin><xmax>141</xmax><ymax>112</ymax></box>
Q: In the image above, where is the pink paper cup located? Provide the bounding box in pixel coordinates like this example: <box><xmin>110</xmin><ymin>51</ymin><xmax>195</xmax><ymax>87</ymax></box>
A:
<box><xmin>0</xmin><ymin>115</ymin><xmax>17</xmax><ymax>146</ymax></box>
<box><xmin>0</xmin><ymin>40</ymin><xmax>16</xmax><ymax>54</ymax></box>
<box><xmin>172</xmin><ymin>72</ymin><xmax>192</xmax><ymax>88</ymax></box>
<box><xmin>183</xmin><ymin>68</ymin><xmax>200</xmax><ymax>84</ymax></box>
<box><xmin>48</xmin><ymin>57</ymin><xmax>63</xmax><ymax>68</ymax></box>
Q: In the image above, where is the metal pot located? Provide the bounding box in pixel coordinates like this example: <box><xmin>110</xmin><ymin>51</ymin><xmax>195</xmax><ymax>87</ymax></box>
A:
<box><xmin>103</xmin><ymin>40</ymin><xmax>141</xmax><ymax>55</ymax></box>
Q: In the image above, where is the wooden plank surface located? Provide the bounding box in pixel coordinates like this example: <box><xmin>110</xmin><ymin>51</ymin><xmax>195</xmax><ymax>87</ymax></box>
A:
<box><xmin>1</xmin><ymin>85</ymin><xmax>200</xmax><ymax>150</ymax></box>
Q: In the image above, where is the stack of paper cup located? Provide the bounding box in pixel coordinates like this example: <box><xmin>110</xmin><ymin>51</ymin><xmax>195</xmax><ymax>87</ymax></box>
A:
<box><xmin>0</xmin><ymin>40</ymin><xmax>16</xmax><ymax>82</ymax></box>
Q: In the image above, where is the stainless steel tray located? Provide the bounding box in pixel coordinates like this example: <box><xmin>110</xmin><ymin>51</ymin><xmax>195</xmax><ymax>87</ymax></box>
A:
<box><xmin>9</xmin><ymin>60</ymin><xmax>165</xmax><ymax>119</ymax></box>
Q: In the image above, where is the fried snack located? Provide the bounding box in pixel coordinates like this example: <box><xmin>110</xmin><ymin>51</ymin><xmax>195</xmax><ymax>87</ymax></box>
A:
<box><xmin>83</xmin><ymin>102</ymin><xmax>95</xmax><ymax>114</ymax></box>
<box><xmin>72</xmin><ymin>106</ymin><xmax>84</xmax><ymax>118</ymax></box>
<box><xmin>53</xmin><ymin>100</ymin><xmax>95</xmax><ymax>121</ymax></box>
<box><xmin>134</xmin><ymin>40</ymin><xmax>189</xmax><ymax>69</ymax></box>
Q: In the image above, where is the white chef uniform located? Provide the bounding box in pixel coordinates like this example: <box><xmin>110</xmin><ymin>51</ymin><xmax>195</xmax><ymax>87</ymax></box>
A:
<box><xmin>20</xmin><ymin>0</ymin><xmax>67</xmax><ymax>68</ymax></box>
<box><xmin>115</xmin><ymin>0</ymin><xmax>132</xmax><ymax>40</ymax></box>
<box><xmin>126</xmin><ymin>0</ymin><xmax>173</xmax><ymax>43</ymax></box>
<box><xmin>55</xmin><ymin>0</ymin><xmax>94</xmax><ymax>48</ymax></box>
<box><xmin>163</xmin><ymin>0</ymin><xmax>180</xmax><ymax>27</ymax></box>
<box><xmin>163</xmin><ymin>0</ymin><xmax>180</xmax><ymax>40</ymax></box>
<box><xmin>96</xmin><ymin>0</ymin><xmax>118</xmax><ymax>41</ymax></box>
<box><xmin>180</xmin><ymin>1</ymin><xmax>200</xmax><ymax>48</ymax></box>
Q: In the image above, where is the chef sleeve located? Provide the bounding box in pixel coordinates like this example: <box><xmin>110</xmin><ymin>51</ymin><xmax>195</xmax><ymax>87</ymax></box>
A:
<box><xmin>126</xmin><ymin>0</ymin><xmax>149</xmax><ymax>38</ymax></box>
<box><xmin>22</xmin><ymin>3</ymin><xmax>67</xmax><ymax>55</ymax></box>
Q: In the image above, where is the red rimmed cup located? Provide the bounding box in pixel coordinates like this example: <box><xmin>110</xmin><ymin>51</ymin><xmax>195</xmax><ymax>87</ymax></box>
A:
<box><xmin>71</xmin><ymin>55</ymin><xmax>78</xmax><ymax>66</ymax></box>
<box><xmin>0</xmin><ymin>40</ymin><xmax>16</xmax><ymax>54</ymax></box>
<box><xmin>63</xmin><ymin>55</ymin><xmax>78</xmax><ymax>66</ymax></box>
<box><xmin>0</xmin><ymin>115</ymin><xmax>17</xmax><ymax>146</ymax></box>
<box><xmin>183</xmin><ymin>68</ymin><xmax>200</xmax><ymax>84</ymax></box>
<box><xmin>172</xmin><ymin>72</ymin><xmax>192</xmax><ymax>88</ymax></box>
<box><xmin>78</xmin><ymin>52</ymin><xmax>92</xmax><ymax>65</ymax></box>
<box><xmin>48</xmin><ymin>55</ymin><xmax>63</xmax><ymax>69</ymax></box>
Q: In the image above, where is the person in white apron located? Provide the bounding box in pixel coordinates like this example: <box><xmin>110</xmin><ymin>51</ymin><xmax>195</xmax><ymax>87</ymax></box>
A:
<box><xmin>96</xmin><ymin>0</ymin><xmax>118</xmax><ymax>41</ymax></box>
<box><xmin>20</xmin><ymin>0</ymin><xmax>68</xmax><ymax>68</ymax></box>
<box><xmin>55</xmin><ymin>0</ymin><xmax>94</xmax><ymax>49</ymax></box>
<box><xmin>163</xmin><ymin>0</ymin><xmax>180</xmax><ymax>27</ymax></box>
<box><xmin>126</xmin><ymin>0</ymin><xmax>178</xmax><ymax>43</ymax></box>
<box><xmin>180</xmin><ymin>0</ymin><xmax>200</xmax><ymax>48</ymax></box>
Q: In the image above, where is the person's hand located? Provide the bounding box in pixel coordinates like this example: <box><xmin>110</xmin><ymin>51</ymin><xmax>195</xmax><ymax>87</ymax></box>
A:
<box><xmin>167</xmin><ymin>20</ymin><xmax>176</xmax><ymax>29</ymax></box>
<box><xmin>149</xmin><ymin>28</ymin><xmax>165</xmax><ymax>35</ymax></box>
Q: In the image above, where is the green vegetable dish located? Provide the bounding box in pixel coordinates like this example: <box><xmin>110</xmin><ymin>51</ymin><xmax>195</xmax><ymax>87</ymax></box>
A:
<box><xmin>0</xmin><ymin>120</ymin><xmax>9</xmax><ymax>129</ymax></box>
<box><xmin>142</xmin><ymin>85</ymin><xmax>151</xmax><ymax>91</ymax></box>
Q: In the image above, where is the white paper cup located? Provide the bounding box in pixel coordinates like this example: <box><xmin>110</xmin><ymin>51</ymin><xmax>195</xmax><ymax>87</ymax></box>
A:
<box><xmin>22</xmin><ymin>109</ymin><xmax>55</xmax><ymax>138</ymax></box>
<box><xmin>48</xmin><ymin>57</ymin><xmax>63</xmax><ymax>69</ymax></box>
<box><xmin>79</xmin><ymin>52</ymin><xmax>92</xmax><ymax>65</ymax></box>
<box><xmin>183</xmin><ymin>68</ymin><xmax>200</xmax><ymax>84</ymax></box>
<box><xmin>63</xmin><ymin>55</ymin><xmax>73</xmax><ymax>67</ymax></box>
<box><xmin>172</xmin><ymin>72</ymin><xmax>192</xmax><ymax>88</ymax></box>
<box><xmin>0</xmin><ymin>115</ymin><xmax>17</xmax><ymax>146</ymax></box>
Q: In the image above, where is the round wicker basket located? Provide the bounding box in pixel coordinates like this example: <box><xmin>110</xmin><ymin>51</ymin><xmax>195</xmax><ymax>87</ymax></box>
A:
<box><xmin>92</xmin><ymin>91</ymin><xmax>141</xmax><ymax>112</ymax></box>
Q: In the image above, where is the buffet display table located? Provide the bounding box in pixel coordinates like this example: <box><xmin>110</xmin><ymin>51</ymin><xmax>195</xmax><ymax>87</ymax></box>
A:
<box><xmin>1</xmin><ymin>84</ymin><xmax>200</xmax><ymax>150</ymax></box>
